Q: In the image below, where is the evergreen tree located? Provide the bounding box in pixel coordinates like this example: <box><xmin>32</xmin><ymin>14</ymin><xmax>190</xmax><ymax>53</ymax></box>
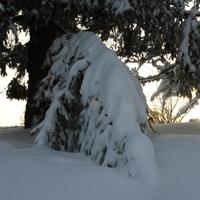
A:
<box><xmin>0</xmin><ymin>0</ymin><xmax>200</xmax><ymax>125</ymax></box>
<box><xmin>32</xmin><ymin>31</ymin><xmax>158</xmax><ymax>179</ymax></box>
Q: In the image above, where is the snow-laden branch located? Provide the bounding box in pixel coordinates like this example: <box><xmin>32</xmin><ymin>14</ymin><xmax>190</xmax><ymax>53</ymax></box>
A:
<box><xmin>175</xmin><ymin>95</ymin><xmax>199</xmax><ymax>120</ymax></box>
<box><xmin>0</xmin><ymin>3</ymin><xmax>4</xmax><ymax>12</ymax></box>
<box><xmin>178</xmin><ymin>16</ymin><xmax>196</xmax><ymax>72</ymax></box>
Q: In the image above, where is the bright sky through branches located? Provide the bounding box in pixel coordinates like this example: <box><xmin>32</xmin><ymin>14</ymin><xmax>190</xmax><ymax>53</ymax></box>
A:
<box><xmin>0</xmin><ymin>27</ymin><xmax>29</xmax><ymax>127</ymax></box>
<box><xmin>0</xmin><ymin>68</ymin><xmax>26</xmax><ymax>126</ymax></box>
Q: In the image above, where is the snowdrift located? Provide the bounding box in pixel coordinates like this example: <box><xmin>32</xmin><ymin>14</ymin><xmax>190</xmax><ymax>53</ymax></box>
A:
<box><xmin>32</xmin><ymin>31</ymin><xmax>157</xmax><ymax>180</ymax></box>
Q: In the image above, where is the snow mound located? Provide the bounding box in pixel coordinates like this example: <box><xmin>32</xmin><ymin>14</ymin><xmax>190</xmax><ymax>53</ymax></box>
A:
<box><xmin>32</xmin><ymin>31</ymin><xmax>157</xmax><ymax>180</ymax></box>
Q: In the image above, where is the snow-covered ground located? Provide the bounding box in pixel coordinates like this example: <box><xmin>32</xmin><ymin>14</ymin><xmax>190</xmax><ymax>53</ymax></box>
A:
<box><xmin>1</xmin><ymin>123</ymin><xmax>200</xmax><ymax>200</ymax></box>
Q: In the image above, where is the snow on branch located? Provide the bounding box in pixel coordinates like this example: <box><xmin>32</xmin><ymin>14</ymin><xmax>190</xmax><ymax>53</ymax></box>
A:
<box><xmin>0</xmin><ymin>3</ymin><xmax>4</xmax><ymax>12</ymax></box>
<box><xmin>32</xmin><ymin>31</ymin><xmax>158</xmax><ymax>181</ymax></box>
<box><xmin>178</xmin><ymin>16</ymin><xmax>196</xmax><ymax>72</ymax></box>
<box><xmin>175</xmin><ymin>94</ymin><xmax>199</xmax><ymax>119</ymax></box>
<box><xmin>105</xmin><ymin>0</ymin><xmax>131</xmax><ymax>15</ymax></box>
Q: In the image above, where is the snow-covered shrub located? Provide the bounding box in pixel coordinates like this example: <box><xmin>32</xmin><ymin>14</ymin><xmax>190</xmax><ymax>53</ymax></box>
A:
<box><xmin>32</xmin><ymin>31</ymin><xmax>158</xmax><ymax>180</ymax></box>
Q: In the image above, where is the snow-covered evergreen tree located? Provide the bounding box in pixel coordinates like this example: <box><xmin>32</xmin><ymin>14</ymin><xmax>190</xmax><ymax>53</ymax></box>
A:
<box><xmin>32</xmin><ymin>32</ymin><xmax>158</xmax><ymax>180</ymax></box>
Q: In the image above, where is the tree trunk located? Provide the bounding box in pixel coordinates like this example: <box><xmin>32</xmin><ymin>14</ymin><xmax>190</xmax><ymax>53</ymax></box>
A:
<box><xmin>24</xmin><ymin>22</ymin><xmax>56</xmax><ymax>128</ymax></box>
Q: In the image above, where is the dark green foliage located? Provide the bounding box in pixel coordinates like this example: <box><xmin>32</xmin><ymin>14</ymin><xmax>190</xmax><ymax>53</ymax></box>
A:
<box><xmin>51</xmin><ymin>72</ymin><xmax>84</xmax><ymax>152</ymax></box>
<box><xmin>6</xmin><ymin>78</ymin><xmax>27</xmax><ymax>100</ymax></box>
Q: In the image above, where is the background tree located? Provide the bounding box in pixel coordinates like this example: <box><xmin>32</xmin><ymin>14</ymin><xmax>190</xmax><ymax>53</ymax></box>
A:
<box><xmin>0</xmin><ymin>0</ymin><xmax>200</xmax><ymax>127</ymax></box>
